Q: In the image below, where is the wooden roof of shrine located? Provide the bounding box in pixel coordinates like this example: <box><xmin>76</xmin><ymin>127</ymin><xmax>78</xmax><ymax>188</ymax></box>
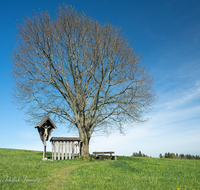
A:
<box><xmin>35</xmin><ymin>116</ymin><xmax>57</xmax><ymax>129</ymax></box>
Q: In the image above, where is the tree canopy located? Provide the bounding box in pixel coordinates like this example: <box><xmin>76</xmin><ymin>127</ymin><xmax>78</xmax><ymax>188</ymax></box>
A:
<box><xmin>11</xmin><ymin>4</ymin><xmax>156</xmax><ymax>156</ymax></box>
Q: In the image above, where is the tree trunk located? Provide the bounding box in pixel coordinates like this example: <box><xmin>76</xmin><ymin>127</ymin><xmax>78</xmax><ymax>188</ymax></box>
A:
<box><xmin>79</xmin><ymin>130</ymin><xmax>90</xmax><ymax>157</ymax></box>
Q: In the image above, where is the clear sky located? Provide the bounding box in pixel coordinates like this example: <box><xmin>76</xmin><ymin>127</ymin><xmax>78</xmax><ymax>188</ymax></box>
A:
<box><xmin>0</xmin><ymin>0</ymin><xmax>200</xmax><ymax>157</ymax></box>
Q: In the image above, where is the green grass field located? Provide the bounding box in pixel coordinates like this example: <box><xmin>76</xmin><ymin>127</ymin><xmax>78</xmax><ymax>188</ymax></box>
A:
<box><xmin>0</xmin><ymin>148</ymin><xmax>200</xmax><ymax>190</ymax></box>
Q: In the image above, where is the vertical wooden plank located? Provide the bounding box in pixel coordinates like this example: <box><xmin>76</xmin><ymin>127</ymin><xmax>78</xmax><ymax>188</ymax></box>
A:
<box><xmin>63</xmin><ymin>141</ymin><xmax>65</xmax><ymax>160</ymax></box>
<box><xmin>67</xmin><ymin>141</ymin><xmax>69</xmax><ymax>159</ymax></box>
<box><xmin>61</xmin><ymin>142</ymin><xmax>64</xmax><ymax>160</ymax></box>
<box><xmin>79</xmin><ymin>141</ymin><xmax>81</xmax><ymax>158</ymax></box>
<box><xmin>77</xmin><ymin>142</ymin><xmax>79</xmax><ymax>157</ymax></box>
<box><xmin>65</xmin><ymin>141</ymin><xmax>68</xmax><ymax>159</ymax></box>
<box><xmin>69</xmin><ymin>141</ymin><xmax>71</xmax><ymax>159</ymax></box>
<box><xmin>58</xmin><ymin>141</ymin><xmax>60</xmax><ymax>160</ymax></box>
<box><xmin>54</xmin><ymin>141</ymin><xmax>57</xmax><ymax>160</ymax></box>
<box><xmin>72</xmin><ymin>141</ymin><xmax>74</xmax><ymax>159</ymax></box>
<box><xmin>75</xmin><ymin>143</ymin><xmax>78</xmax><ymax>157</ymax></box>
<box><xmin>52</xmin><ymin>141</ymin><xmax>54</xmax><ymax>160</ymax></box>
<box><xmin>78</xmin><ymin>141</ymin><xmax>80</xmax><ymax>158</ymax></box>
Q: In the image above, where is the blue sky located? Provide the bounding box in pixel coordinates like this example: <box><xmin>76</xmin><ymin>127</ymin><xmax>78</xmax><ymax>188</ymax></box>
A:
<box><xmin>0</xmin><ymin>0</ymin><xmax>200</xmax><ymax>157</ymax></box>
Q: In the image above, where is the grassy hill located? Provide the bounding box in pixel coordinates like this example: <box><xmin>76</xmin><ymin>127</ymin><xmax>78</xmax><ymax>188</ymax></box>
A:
<box><xmin>0</xmin><ymin>148</ymin><xmax>199</xmax><ymax>189</ymax></box>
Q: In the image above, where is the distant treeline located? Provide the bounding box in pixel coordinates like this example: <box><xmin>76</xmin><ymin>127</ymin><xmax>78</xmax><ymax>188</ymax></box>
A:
<box><xmin>132</xmin><ymin>151</ymin><xmax>148</xmax><ymax>157</ymax></box>
<box><xmin>159</xmin><ymin>152</ymin><xmax>200</xmax><ymax>160</ymax></box>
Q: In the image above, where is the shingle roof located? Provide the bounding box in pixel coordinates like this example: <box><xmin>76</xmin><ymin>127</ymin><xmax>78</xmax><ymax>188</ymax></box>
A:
<box><xmin>35</xmin><ymin>116</ymin><xmax>57</xmax><ymax>129</ymax></box>
<box><xmin>50</xmin><ymin>137</ymin><xmax>82</xmax><ymax>142</ymax></box>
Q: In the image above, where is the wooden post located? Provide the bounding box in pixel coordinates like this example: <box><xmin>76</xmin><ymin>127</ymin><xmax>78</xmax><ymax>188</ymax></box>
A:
<box><xmin>65</xmin><ymin>141</ymin><xmax>68</xmax><ymax>159</ymax></box>
<box><xmin>43</xmin><ymin>133</ymin><xmax>47</xmax><ymax>160</ymax></box>
<box><xmin>58</xmin><ymin>141</ymin><xmax>60</xmax><ymax>160</ymax></box>
<box><xmin>52</xmin><ymin>141</ymin><xmax>54</xmax><ymax>160</ymax></box>
<box><xmin>43</xmin><ymin>140</ymin><xmax>46</xmax><ymax>159</ymax></box>
<box><xmin>79</xmin><ymin>141</ymin><xmax>82</xmax><ymax>157</ymax></box>
<box><xmin>61</xmin><ymin>142</ymin><xmax>64</xmax><ymax>160</ymax></box>
<box><xmin>75</xmin><ymin>143</ymin><xmax>78</xmax><ymax>157</ymax></box>
<box><xmin>72</xmin><ymin>141</ymin><xmax>74</xmax><ymax>159</ymax></box>
<box><xmin>69</xmin><ymin>141</ymin><xmax>71</xmax><ymax>159</ymax></box>
<box><xmin>54</xmin><ymin>141</ymin><xmax>57</xmax><ymax>160</ymax></box>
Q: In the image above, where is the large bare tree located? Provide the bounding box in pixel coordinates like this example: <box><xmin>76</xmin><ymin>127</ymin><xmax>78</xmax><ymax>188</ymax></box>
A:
<box><xmin>11</xmin><ymin>4</ymin><xmax>156</xmax><ymax>156</ymax></box>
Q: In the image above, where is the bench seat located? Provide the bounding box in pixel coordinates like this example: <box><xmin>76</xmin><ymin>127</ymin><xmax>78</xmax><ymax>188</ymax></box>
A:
<box><xmin>93</xmin><ymin>151</ymin><xmax>116</xmax><ymax>160</ymax></box>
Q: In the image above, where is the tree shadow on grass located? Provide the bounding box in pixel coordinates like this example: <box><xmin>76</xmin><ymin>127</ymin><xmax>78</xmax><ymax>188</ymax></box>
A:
<box><xmin>109</xmin><ymin>161</ymin><xmax>140</xmax><ymax>173</ymax></box>
<box><xmin>117</xmin><ymin>156</ymin><xmax>149</xmax><ymax>164</ymax></box>
<box><xmin>36</xmin><ymin>151</ymin><xmax>52</xmax><ymax>159</ymax></box>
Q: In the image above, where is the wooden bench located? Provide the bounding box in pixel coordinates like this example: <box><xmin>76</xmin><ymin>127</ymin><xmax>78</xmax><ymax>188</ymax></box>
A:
<box><xmin>93</xmin><ymin>151</ymin><xmax>116</xmax><ymax>160</ymax></box>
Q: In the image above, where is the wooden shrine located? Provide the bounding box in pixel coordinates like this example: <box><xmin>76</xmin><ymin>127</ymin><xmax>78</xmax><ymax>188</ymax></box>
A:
<box><xmin>50</xmin><ymin>137</ymin><xmax>82</xmax><ymax>160</ymax></box>
<box><xmin>35</xmin><ymin>116</ymin><xmax>57</xmax><ymax>160</ymax></box>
